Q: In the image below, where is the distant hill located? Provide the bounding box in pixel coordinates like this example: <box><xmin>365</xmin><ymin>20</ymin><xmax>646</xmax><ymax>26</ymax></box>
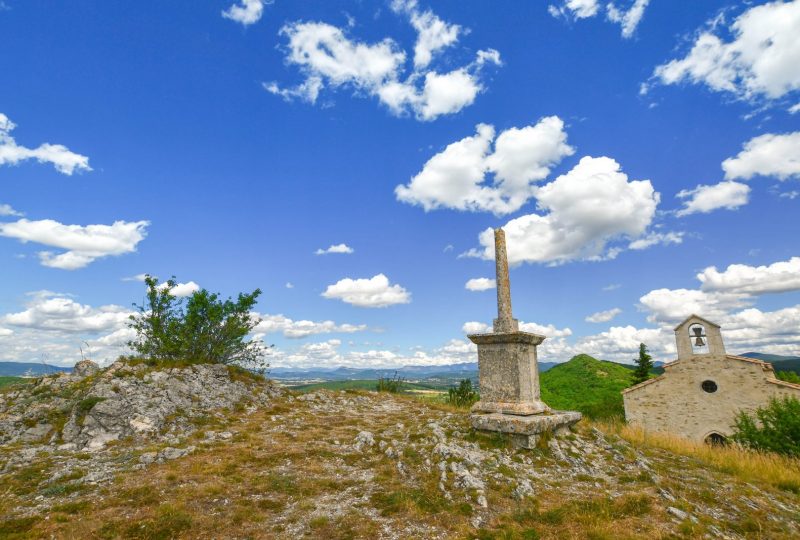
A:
<box><xmin>740</xmin><ymin>352</ymin><xmax>800</xmax><ymax>373</ymax></box>
<box><xmin>271</xmin><ymin>361</ymin><xmax>559</xmax><ymax>388</ymax></box>
<box><xmin>540</xmin><ymin>354</ymin><xmax>638</xmax><ymax>420</ymax></box>
<box><xmin>0</xmin><ymin>362</ymin><xmax>71</xmax><ymax>377</ymax></box>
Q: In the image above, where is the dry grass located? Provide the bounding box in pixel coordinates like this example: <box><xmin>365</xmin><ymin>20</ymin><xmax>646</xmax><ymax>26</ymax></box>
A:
<box><xmin>599</xmin><ymin>420</ymin><xmax>800</xmax><ymax>494</ymax></box>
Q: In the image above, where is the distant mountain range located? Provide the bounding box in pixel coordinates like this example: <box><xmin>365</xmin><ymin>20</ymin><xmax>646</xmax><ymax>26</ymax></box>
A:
<box><xmin>740</xmin><ymin>352</ymin><xmax>800</xmax><ymax>373</ymax></box>
<box><xmin>269</xmin><ymin>361</ymin><xmax>557</xmax><ymax>383</ymax></box>
<box><xmin>0</xmin><ymin>362</ymin><xmax>72</xmax><ymax>377</ymax></box>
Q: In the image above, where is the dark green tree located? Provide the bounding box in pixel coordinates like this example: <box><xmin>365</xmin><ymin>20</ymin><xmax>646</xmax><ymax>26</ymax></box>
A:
<box><xmin>631</xmin><ymin>343</ymin><xmax>653</xmax><ymax>385</ymax></box>
<box><xmin>128</xmin><ymin>275</ymin><xmax>267</xmax><ymax>369</ymax></box>
<box><xmin>732</xmin><ymin>396</ymin><xmax>800</xmax><ymax>457</ymax></box>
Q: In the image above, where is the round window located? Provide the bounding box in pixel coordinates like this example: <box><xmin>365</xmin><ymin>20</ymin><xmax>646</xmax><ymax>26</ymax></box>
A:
<box><xmin>701</xmin><ymin>380</ymin><xmax>718</xmax><ymax>393</ymax></box>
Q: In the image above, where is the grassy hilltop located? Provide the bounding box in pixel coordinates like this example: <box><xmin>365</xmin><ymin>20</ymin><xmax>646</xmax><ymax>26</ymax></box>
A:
<box><xmin>540</xmin><ymin>354</ymin><xmax>636</xmax><ymax>420</ymax></box>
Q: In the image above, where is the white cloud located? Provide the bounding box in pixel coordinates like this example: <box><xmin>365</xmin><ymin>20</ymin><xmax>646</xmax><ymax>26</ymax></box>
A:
<box><xmin>697</xmin><ymin>257</ymin><xmax>800</xmax><ymax>295</ymax></box>
<box><xmin>548</xmin><ymin>0</ymin><xmax>600</xmax><ymax>19</ymax></box>
<box><xmin>122</xmin><ymin>273</ymin><xmax>148</xmax><ymax>282</ymax></box>
<box><xmin>462</xmin><ymin>321</ymin><xmax>490</xmax><ymax>334</ymax></box>
<box><xmin>269</xmin><ymin>337</ymin><xmax>478</xmax><ymax>369</ymax></box>
<box><xmin>0</xmin><ymin>203</ymin><xmax>23</xmax><ymax>217</ymax></box>
<box><xmin>391</xmin><ymin>0</ymin><xmax>460</xmax><ymax>69</ymax></box>
<box><xmin>790</xmin><ymin>102</ymin><xmax>800</xmax><ymax>114</ymax></box>
<box><xmin>639</xmin><ymin>288</ymin><xmax>750</xmax><ymax>325</ymax></box>
<box><xmin>574</xmin><ymin>325</ymin><xmax>675</xmax><ymax>363</ymax></box>
<box><xmin>606</xmin><ymin>0</ymin><xmax>649</xmax><ymax>39</ymax></box>
<box><xmin>266</xmin><ymin>7</ymin><xmax>501</xmax><ymax>121</ymax></box>
<box><xmin>395</xmin><ymin>117</ymin><xmax>574</xmax><ymax>215</ymax></box>
<box><xmin>0</xmin><ymin>113</ymin><xmax>91</xmax><ymax>175</ymax></box>
<box><xmin>722</xmin><ymin>132</ymin><xmax>800</xmax><ymax>181</ymax></box>
<box><xmin>0</xmin><ymin>218</ymin><xmax>149</xmax><ymax>270</ymax></box>
<box><xmin>285</xmin><ymin>282</ymin><xmax>294</xmax><ymax>289</ymax></box>
<box><xmin>157</xmin><ymin>281</ymin><xmax>200</xmax><ymax>298</ymax></box>
<box><xmin>465</xmin><ymin>156</ymin><xmax>661</xmax><ymax>265</ymax></box>
<box><xmin>585</xmin><ymin>307</ymin><xmax>622</xmax><ymax>323</ymax></box>
<box><xmin>676</xmin><ymin>181</ymin><xmax>750</xmax><ymax>216</ymax></box>
<box><xmin>628</xmin><ymin>231</ymin><xmax>684</xmax><ymax>250</ymax></box>
<box><xmin>2</xmin><ymin>291</ymin><xmax>131</xmax><ymax>334</ymax></box>
<box><xmin>602</xmin><ymin>283</ymin><xmax>621</xmax><ymax>291</ymax></box>
<box><xmin>650</xmin><ymin>1</ymin><xmax>800</xmax><ymax>101</ymax></box>
<box><xmin>322</xmin><ymin>273</ymin><xmax>411</xmax><ymax>308</ymax></box>
<box><xmin>253</xmin><ymin>313</ymin><xmax>367</xmax><ymax>339</ymax></box>
<box><xmin>315</xmin><ymin>243</ymin><xmax>354</xmax><ymax>255</ymax></box>
<box><xmin>462</xmin><ymin>320</ymin><xmax>572</xmax><ymax>338</ymax></box>
<box><xmin>465</xmin><ymin>277</ymin><xmax>496</xmax><ymax>291</ymax></box>
<box><xmin>222</xmin><ymin>0</ymin><xmax>268</xmax><ymax>26</ymax></box>
<box><xmin>549</xmin><ymin>0</ymin><xmax>648</xmax><ymax>38</ymax></box>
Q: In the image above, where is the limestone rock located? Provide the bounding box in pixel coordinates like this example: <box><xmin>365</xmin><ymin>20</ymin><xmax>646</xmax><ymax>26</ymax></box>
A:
<box><xmin>73</xmin><ymin>359</ymin><xmax>100</xmax><ymax>378</ymax></box>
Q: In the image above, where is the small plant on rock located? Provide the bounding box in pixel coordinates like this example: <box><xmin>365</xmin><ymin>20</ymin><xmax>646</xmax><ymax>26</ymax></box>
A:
<box><xmin>376</xmin><ymin>372</ymin><xmax>405</xmax><ymax>393</ymax></box>
<box><xmin>448</xmin><ymin>379</ymin><xmax>479</xmax><ymax>408</ymax></box>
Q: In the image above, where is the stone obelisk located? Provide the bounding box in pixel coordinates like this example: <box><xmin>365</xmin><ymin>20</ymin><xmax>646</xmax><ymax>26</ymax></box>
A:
<box><xmin>468</xmin><ymin>228</ymin><xmax>581</xmax><ymax>448</ymax></box>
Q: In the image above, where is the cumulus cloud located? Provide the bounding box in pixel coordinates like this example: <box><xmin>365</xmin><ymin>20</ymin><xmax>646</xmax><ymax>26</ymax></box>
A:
<box><xmin>585</xmin><ymin>308</ymin><xmax>622</xmax><ymax>323</ymax></box>
<box><xmin>0</xmin><ymin>203</ymin><xmax>23</xmax><ymax>217</ymax></box>
<box><xmin>649</xmin><ymin>1</ymin><xmax>800</xmax><ymax>101</ymax></box>
<box><xmin>697</xmin><ymin>257</ymin><xmax>800</xmax><ymax>295</ymax></box>
<box><xmin>573</xmin><ymin>324</ymin><xmax>675</xmax><ymax>363</ymax></box>
<box><xmin>391</xmin><ymin>0</ymin><xmax>460</xmax><ymax>69</ymax></box>
<box><xmin>465</xmin><ymin>277</ymin><xmax>496</xmax><ymax>291</ymax></box>
<box><xmin>322</xmin><ymin>274</ymin><xmax>411</xmax><ymax>308</ymax></box>
<box><xmin>315</xmin><ymin>243</ymin><xmax>354</xmax><ymax>255</ymax></box>
<box><xmin>639</xmin><ymin>288</ymin><xmax>750</xmax><ymax>325</ymax></box>
<box><xmin>269</xmin><ymin>337</ymin><xmax>477</xmax><ymax>369</ymax></box>
<box><xmin>0</xmin><ymin>218</ymin><xmax>149</xmax><ymax>270</ymax></box>
<box><xmin>2</xmin><ymin>291</ymin><xmax>131</xmax><ymax>334</ymax></box>
<box><xmin>606</xmin><ymin>0</ymin><xmax>649</xmax><ymax>39</ymax></box>
<box><xmin>676</xmin><ymin>181</ymin><xmax>750</xmax><ymax>216</ymax></box>
<box><xmin>464</xmin><ymin>156</ymin><xmax>662</xmax><ymax>265</ymax></box>
<box><xmin>549</xmin><ymin>0</ymin><xmax>649</xmax><ymax>38</ymax></box>
<box><xmin>222</xmin><ymin>0</ymin><xmax>269</xmax><ymax>25</ymax></box>
<box><xmin>396</xmin><ymin>117</ymin><xmax>574</xmax><ymax>215</ymax></box>
<box><xmin>722</xmin><ymin>132</ymin><xmax>800</xmax><ymax>181</ymax></box>
<box><xmin>253</xmin><ymin>313</ymin><xmax>367</xmax><ymax>339</ymax></box>
<box><xmin>156</xmin><ymin>281</ymin><xmax>200</xmax><ymax>298</ymax></box>
<box><xmin>265</xmin><ymin>6</ymin><xmax>501</xmax><ymax>121</ymax></box>
<box><xmin>0</xmin><ymin>113</ymin><xmax>91</xmax><ymax>175</ymax></box>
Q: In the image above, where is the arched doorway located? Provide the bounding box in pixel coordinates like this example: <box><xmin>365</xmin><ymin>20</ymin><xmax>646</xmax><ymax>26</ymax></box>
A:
<box><xmin>705</xmin><ymin>432</ymin><xmax>727</xmax><ymax>446</ymax></box>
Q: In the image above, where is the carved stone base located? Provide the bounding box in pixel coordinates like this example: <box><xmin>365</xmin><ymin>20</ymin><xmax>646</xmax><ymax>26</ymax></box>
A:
<box><xmin>470</xmin><ymin>399</ymin><xmax>549</xmax><ymax>415</ymax></box>
<box><xmin>470</xmin><ymin>411</ymin><xmax>582</xmax><ymax>449</ymax></box>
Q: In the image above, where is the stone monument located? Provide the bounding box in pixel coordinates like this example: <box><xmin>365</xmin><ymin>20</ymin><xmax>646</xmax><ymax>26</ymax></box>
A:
<box><xmin>468</xmin><ymin>228</ymin><xmax>581</xmax><ymax>448</ymax></box>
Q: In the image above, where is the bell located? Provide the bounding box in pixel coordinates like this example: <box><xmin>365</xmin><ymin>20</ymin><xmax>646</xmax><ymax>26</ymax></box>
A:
<box><xmin>694</xmin><ymin>336</ymin><xmax>706</xmax><ymax>347</ymax></box>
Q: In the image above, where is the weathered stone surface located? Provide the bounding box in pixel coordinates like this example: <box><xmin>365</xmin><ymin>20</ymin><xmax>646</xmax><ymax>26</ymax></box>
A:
<box><xmin>492</xmin><ymin>228</ymin><xmax>518</xmax><ymax>333</ymax></box>
<box><xmin>0</xmin><ymin>360</ymin><xmax>280</xmax><ymax>450</ymax></box>
<box><xmin>623</xmin><ymin>314</ymin><xmax>800</xmax><ymax>442</ymax></box>
<box><xmin>73</xmin><ymin>359</ymin><xmax>100</xmax><ymax>378</ymax></box>
<box><xmin>468</xmin><ymin>332</ymin><xmax>548</xmax><ymax>415</ymax></box>
<box><xmin>470</xmin><ymin>411</ymin><xmax>582</xmax><ymax>448</ymax></box>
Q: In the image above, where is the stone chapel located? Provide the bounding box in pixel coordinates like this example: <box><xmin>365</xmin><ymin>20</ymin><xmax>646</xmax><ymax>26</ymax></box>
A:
<box><xmin>622</xmin><ymin>314</ymin><xmax>800</xmax><ymax>444</ymax></box>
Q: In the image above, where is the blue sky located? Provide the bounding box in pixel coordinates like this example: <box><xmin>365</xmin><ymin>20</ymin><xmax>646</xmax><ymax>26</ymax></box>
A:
<box><xmin>1</xmin><ymin>0</ymin><xmax>799</xmax><ymax>368</ymax></box>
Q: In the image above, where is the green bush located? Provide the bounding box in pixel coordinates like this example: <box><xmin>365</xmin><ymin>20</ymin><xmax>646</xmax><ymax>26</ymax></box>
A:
<box><xmin>376</xmin><ymin>372</ymin><xmax>404</xmax><ymax>393</ymax></box>
<box><xmin>127</xmin><ymin>275</ymin><xmax>268</xmax><ymax>370</ymax></box>
<box><xmin>776</xmin><ymin>370</ymin><xmax>800</xmax><ymax>384</ymax></box>
<box><xmin>448</xmin><ymin>379</ymin><xmax>479</xmax><ymax>408</ymax></box>
<box><xmin>732</xmin><ymin>396</ymin><xmax>800</xmax><ymax>457</ymax></box>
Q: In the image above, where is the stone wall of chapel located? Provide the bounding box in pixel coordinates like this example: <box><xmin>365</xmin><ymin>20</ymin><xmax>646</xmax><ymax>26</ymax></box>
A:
<box><xmin>623</xmin><ymin>355</ymin><xmax>800</xmax><ymax>442</ymax></box>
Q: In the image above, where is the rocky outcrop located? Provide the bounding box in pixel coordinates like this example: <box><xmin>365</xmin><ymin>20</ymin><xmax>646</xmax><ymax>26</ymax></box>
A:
<box><xmin>0</xmin><ymin>359</ymin><xmax>280</xmax><ymax>452</ymax></box>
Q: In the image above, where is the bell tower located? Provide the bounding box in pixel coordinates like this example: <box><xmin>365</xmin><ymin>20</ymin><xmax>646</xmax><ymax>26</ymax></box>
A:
<box><xmin>674</xmin><ymin>314</ymin><xmax>726</xmax><ymax>360</ymax></box>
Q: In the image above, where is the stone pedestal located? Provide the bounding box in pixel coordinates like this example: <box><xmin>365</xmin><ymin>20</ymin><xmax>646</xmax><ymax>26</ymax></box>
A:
<box><xmin>468</xmin><ymin>332</ymin><xmax>549</xmax><ymax>415</ymax></box>
<box><xmin>470</xmin><ymin>411</ymin><xmax>582</xmax><ymax>449</ymax></box>
<box><xmin>467</xmin><ymin>227</ymin><xmax>582</xmax><ymax>449</ymax></box>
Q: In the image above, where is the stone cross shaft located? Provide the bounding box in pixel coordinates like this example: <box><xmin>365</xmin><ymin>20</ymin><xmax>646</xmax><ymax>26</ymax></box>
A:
<box><xmin>493</xmin><ymin>228</ymin><xmax>519</xmax><ymax>333</ymax></box>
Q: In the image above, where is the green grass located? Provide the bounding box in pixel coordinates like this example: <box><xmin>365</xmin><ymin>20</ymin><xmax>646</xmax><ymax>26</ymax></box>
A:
<box><xmin>0</xmin><ymin>376</ymin><xmax>29</xmax><ymax>389</ymax></box>
<box><xmin>540</xmin><ymin>354</ymin><xmax>650</xmax><ymax>420</ymax></box>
